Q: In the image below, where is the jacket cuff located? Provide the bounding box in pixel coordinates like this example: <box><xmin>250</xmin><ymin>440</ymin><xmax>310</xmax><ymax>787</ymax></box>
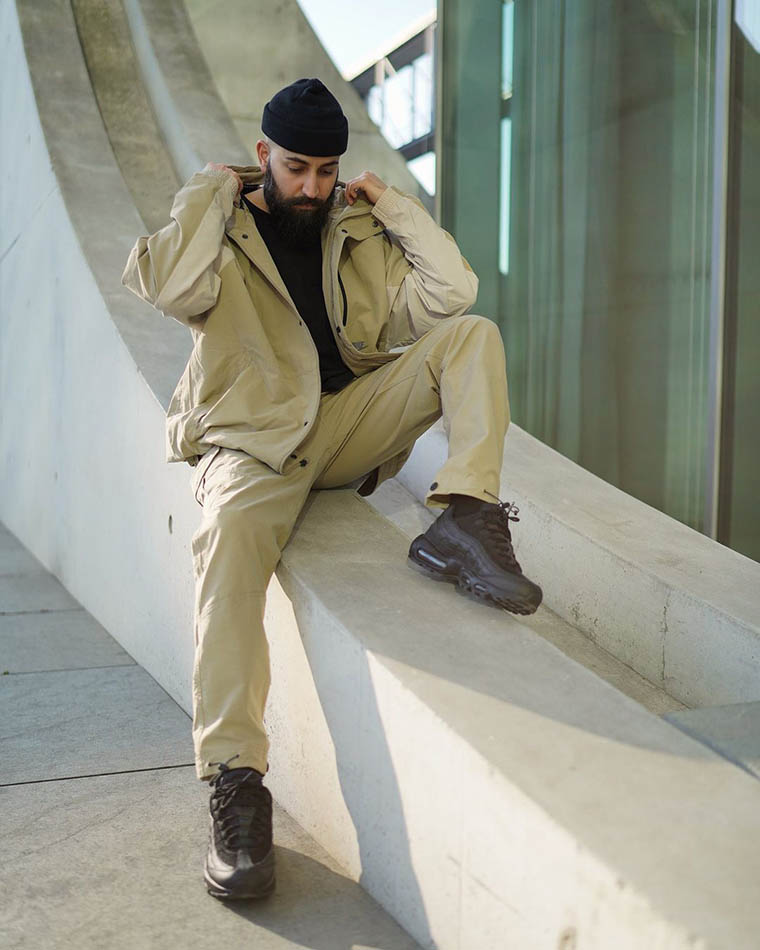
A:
<box><xmin>371</xmin><ymin>185</ymin><xmax>407</xmax><ymax>222</ymax></box>
<box><xmin>200</xmin><ymin>164</ymin><xmax>241</xmax><ymax>202</ymax></box>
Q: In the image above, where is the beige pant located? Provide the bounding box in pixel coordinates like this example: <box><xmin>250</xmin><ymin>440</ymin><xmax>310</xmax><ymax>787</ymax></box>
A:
<box><xmin>190</xmin><ymin>315</ymin><xmax>509</xmax><ymax>779</ymax></box>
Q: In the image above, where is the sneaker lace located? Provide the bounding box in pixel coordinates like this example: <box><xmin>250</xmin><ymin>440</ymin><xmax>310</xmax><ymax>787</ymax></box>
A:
<box><xmin>209</xmin><ymin>755</ymin><xmax>272</xmax><ymax>851</ymax></box>
<box><xmin>481</xmin><ymin>490</ymin><xmax>522</xmax><ymax>572</ymax></box>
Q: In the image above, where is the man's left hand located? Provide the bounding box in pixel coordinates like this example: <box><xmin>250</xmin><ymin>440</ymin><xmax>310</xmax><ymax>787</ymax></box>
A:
<box><xmin>344</xmin><ymin>171</ymin><xmax>388</xmax><ymax>206</ymax></box>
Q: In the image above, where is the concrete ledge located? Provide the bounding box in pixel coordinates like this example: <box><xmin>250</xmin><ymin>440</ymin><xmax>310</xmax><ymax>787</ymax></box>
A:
<box><xmin>665</xmin><ymin>702</ymin><xmax>760</xmax><ymax>780</ymax></box>
<box><xmin>365</xmin><ymin>478</ymin><xmax>688</xmax><ymax>717</ymax></box>
<box><xmin>396</xmin><ymin>422</ymin><xmax>760</xmax><ymax>708</ymax></box>
<box><xmin>265</xmin><ymin>490</ymin><xmax>760</xmax><ymax>950</ymax></box>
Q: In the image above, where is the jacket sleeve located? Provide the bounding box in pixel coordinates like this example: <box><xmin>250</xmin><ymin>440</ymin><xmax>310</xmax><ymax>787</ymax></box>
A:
<box><xmin>121</xmin><ymin>165</ymin><xmax>239</xmax><ymax>326</ymax></box>
<box><xmin>372</xmin><ymin>185</ymin><xmax>479</xmax><ymax>340</ymax></box>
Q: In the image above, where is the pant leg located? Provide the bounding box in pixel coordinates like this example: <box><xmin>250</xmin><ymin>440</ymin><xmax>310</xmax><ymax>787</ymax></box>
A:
<box><xmin>190</xmin><ymin>446</ymin><xmax>316</xmax><ymax>780</ymax></box>
<box><xmin>189</xmin><ymin>314</ymin><xmax>507</xmax><ymax>779</ymax></box>
<box><xmin>314</xmin><ymin>314</ymin><xmax>509</xmax><ymax>507</ymax></box>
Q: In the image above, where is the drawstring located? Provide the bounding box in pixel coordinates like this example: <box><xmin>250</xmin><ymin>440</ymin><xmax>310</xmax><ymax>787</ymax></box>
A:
<box><xmin>208</xmin><ymin>753</ymin><xmax>241</xmax><ymax>784</ymax></box>
<box><xmin>484</xmin><ymin>490</ymin><xmax>521</xmax><ymax>522</ymax></box>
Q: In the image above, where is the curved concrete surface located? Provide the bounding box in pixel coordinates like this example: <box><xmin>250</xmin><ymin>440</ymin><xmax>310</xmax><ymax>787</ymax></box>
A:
<box><xmin>184</xmin><ymin>0</ymin><xmax>427</xmax><ymax>205</ymax></box>
<box><xmin>1</xmin><ymin>0</ymin><xmax>200</xmax><ymax>721</ymax></box>
<box><xmin>2</xmin><ymin>1</ymin><xmax>760</xmax><ymax>947</ymax></box>
<box><xmin>122</xmin><ymin>0</ymin><xmax>251</xmax><ymax>181</ymax></box>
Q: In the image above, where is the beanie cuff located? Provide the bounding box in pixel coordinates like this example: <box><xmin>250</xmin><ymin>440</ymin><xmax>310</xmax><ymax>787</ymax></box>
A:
<box><xmin>263</xmin><ymin>104</ymin><xmax>348</xmax><ymax>156</ymax></box>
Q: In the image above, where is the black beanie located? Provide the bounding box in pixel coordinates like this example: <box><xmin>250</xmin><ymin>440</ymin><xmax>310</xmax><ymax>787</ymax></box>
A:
<box><xmin>262</xmin><ymin>78</ymin><xmax>349</xmax><ymax>157</ymax></box>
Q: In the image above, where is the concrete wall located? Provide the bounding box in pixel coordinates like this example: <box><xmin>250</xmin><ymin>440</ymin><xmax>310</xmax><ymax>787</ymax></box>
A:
<box><xmin>0</xmin><ymin>0</ymin><xmax>200</xmax><ymax>718</ymax></box>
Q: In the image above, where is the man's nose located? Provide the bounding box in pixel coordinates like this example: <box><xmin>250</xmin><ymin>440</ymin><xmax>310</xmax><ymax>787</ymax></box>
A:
<box><xmin>301</xmin><ymin>174</ymin><xmax>319</xmax><ymax>199</ymax></box>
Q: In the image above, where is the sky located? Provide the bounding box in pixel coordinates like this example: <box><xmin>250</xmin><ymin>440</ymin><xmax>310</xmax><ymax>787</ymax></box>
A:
<box><xmin>736</xmin><ymin>0</ymin><xmax>760</xmax><ymax>53</ymax></box>
<box><xmin>296</xmin><ymin>0</ymin><xmax>437</xmax><ymax>78</ymax></box>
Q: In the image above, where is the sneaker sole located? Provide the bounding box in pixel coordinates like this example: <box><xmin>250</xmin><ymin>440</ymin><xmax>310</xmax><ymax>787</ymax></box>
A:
<box><xmin>408</xmin><ymin>537</ymin><xmax>540</xmax><ymax>616</ymax></box>
<box><xmin>204</xmin><ymin>868</ymin><xmax>276</xmax><ymax>900</ymax></box>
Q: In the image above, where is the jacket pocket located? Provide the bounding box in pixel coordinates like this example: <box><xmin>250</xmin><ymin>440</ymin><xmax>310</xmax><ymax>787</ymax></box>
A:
<box><xmin>191</xmin><ymin>445</ymin><xmax>223</xmax><ymax>505</ymax></box>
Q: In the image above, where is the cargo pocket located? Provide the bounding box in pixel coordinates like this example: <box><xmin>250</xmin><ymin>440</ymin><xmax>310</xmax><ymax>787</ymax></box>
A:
<box><xmin>191</xmin><ymin>445</ymin><xmax>223</xmax><ymax>505</ymax></box>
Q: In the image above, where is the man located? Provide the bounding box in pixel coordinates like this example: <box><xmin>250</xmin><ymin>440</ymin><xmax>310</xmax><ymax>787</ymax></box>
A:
<box><xmin>122</xmin><ymin>78</ymin><xmax>542</xmax><ymax>900</ymax></box>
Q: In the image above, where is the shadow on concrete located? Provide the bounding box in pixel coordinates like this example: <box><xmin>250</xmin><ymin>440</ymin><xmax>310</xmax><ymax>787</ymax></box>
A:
<box><xmin>303</xmin><ymin>645</ymin><xmax>430</xmax><ymax>948</ymax></box>
<box><xmin>221</xmin><ymin>842</ymin><xmax>421</xmax><ymax>949</ymax></box>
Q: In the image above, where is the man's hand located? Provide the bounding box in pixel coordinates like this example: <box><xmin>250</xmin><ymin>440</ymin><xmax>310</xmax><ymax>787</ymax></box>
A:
<box><xmin>207</xmin><ymin>163</ymin><xmax>243</xmax><ymax>197</ymax></box>
<box><xmin>344</xmin><ymin>171</ymin><xmax>388</xmax><ymax>206</ymax></box>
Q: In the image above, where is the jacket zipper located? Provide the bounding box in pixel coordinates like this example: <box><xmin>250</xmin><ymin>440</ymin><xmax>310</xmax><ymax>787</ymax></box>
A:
<box><xmin>329</xmin><ymin>219</ymin><xmax>393</xmax><ymax>369</ymax></box>
<box><xmin>338</xmin><ymin>271</ymin><xmax>348</xmax><ymax>326</ymax></box>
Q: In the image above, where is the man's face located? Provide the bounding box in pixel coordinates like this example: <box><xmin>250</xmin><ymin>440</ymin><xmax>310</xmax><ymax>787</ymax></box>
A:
<box><xmin>262</xmin><ymin>146</ymin><xmax>339</xmax><ymax>247</ymax></box>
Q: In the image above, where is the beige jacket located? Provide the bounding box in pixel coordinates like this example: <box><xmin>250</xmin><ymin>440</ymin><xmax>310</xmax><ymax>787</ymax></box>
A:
<box><xmin>122</xmin><ymin>164</ymin><xmax>478</xmax><ymax>487</ymax></box>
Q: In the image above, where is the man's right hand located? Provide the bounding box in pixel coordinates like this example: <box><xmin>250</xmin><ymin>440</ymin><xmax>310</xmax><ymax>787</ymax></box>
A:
<box><xmin>206</xmin><ymin>163</ymin><xmax>243</xmax><ymax>196</ymax></box>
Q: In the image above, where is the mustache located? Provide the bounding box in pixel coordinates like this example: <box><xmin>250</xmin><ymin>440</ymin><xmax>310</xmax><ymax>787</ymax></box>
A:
<box><xmin>283</xmin><ymin>197</ymin><xmax>323</xmax><ymax>209</ymax></box>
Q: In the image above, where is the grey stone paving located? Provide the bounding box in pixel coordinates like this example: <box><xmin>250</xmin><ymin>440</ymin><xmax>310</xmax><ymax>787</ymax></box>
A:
<box><xmin>0</xmin><ymin>570</ymin><xmax>80</xmax><ymax>614</ymax></box>
<box><xmin>0</xmin><ymin>525</ymin><xmax>41</xmax><ymax>575</ymax></box>
<box><xmin>0</xmin><ymin>522</ymin><xmax>419</xmax><ymax>949</ymax></box>
<box><xmin>0</xmin><ymin>665</ymin><xmax>194</xmax><ymax>784</ymax></box>
<box><xmin>0</xmin><ymin>608</ymin><xmax>134</xmax><ymax>674</ymax></box>
<box><xmin>1</xmin><ymin>768</ymin><xmax>419</xmax><ymax>950</ymax></box>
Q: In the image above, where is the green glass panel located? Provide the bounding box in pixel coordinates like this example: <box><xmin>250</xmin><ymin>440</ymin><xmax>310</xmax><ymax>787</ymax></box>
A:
<box><xmin>441</xmin><ymin>0</ymin><xmax>718</xmax><ymax>534</ymax></box>
<box><xmin>720</xmin><ymin>10</ymin><xmax>760</xmax><ymax>560</ymax></box>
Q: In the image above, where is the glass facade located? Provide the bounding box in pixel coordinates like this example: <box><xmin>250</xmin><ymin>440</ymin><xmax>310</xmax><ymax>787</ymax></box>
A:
<box><xmin>350</xmin><ymin>24</ymin><xmax>437</xmax><ymax>194</ymax></box>
<box><xmin>439</xmin><ymin>0</ymin><xmax>759</xmax><ymax>560</ymax></box>
<box><xmin>719</xmin><ymin>4</ymin><xmax>760</xmax><ymax>558</ymax></box>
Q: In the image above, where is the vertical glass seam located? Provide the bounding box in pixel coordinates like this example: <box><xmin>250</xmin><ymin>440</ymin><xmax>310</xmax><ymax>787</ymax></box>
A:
<box><xmin>526</xmin><ymin>1</ymin><xmax>538</xmax><ymax>408</ymax></box>
<box><xmin>704</xmin><ymin>0</ymin><xmax>733</xmax><ymax>537</ymax></box>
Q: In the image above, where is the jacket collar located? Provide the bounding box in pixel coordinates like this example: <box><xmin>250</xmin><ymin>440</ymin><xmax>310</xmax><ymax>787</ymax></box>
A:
<box><xmin>224</xmin><ymin>165</ymin><xmax>383</xmax><ymax>309</ymax></box>
<box><xmin>227</xmin><ymin>163</ymin><xmax>379</xmax><ymax>240</ymax></box>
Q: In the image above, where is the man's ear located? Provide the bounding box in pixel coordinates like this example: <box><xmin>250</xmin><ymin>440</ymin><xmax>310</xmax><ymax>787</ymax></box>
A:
<box><xmin>255</xmin><ymin>139</ymin><xmax>270</xmax><ymax>169</ymax></box>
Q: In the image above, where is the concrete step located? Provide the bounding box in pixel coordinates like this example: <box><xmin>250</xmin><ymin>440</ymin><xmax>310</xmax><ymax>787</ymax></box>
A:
<box><xmin>366</xmin><ymin>478</ymin><xmax>687</xmax><ymax>717</ymax></box>
<box><xmin>264</xmin><ymin>489</ymin><xmax>760</xmax><ymax>950</ymax></box>
<box><xmin>396</xmin><ymin>422</ymin><xmax>760</xmax><ymax>709</ymax></box>
<box><xmin>665</xmin><ymin>702</ymin><xmax>760</xmax><ymax>780</ymax></box>
<box><xmin>0</xmin><ymin>522</ymin><xmax>420</xmax><ymax>950</ymax></box>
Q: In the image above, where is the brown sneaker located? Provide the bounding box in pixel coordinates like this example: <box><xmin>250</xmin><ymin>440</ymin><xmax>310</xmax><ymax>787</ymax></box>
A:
<box><xmin>408</xmin><ymin>495</ymin><xmax>542</xmax><ymax>615</ymax></box>
<box><xmin>204</xmin><ymin>755</ymin><xmax>276</xmax><ymax>900</ymax></box>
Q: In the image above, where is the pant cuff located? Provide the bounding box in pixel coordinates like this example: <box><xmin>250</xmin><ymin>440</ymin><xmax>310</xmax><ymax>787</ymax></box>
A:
<box><xmin>425</xmin><ymin>476</ymin><xmax>501</xmax><ymax>510</ymax></box>
<box><xmin>196</xmin><ymin>745</ymin><xmax>270</xmax><ymax>782</ymax></box>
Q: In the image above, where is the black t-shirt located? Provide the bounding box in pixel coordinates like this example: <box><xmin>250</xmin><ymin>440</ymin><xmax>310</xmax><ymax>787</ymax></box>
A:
<box><xmin>244</xmin><ymin>197</ymin><xmax>354</xmax><ymax>394</ymax></box>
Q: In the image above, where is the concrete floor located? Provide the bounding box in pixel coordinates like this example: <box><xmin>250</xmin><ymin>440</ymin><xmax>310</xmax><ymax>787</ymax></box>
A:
<box><xmin>0</xmin><ymin>523</ymin><xmax>419</xmax><ymax>950</ymax></box>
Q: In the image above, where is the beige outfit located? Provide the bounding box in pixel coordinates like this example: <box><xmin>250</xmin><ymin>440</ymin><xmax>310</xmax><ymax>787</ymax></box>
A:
<box><xmin>122</xmin><ymin>165</ymin><xmax>509</xmax><ymax>779</ymax></box>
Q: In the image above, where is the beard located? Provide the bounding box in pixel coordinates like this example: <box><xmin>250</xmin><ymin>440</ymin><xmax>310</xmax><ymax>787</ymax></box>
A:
<box><xmin>262</xmin><ymin>163</ymin><xmax>337</xmax><ymax>248</ymax></box>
